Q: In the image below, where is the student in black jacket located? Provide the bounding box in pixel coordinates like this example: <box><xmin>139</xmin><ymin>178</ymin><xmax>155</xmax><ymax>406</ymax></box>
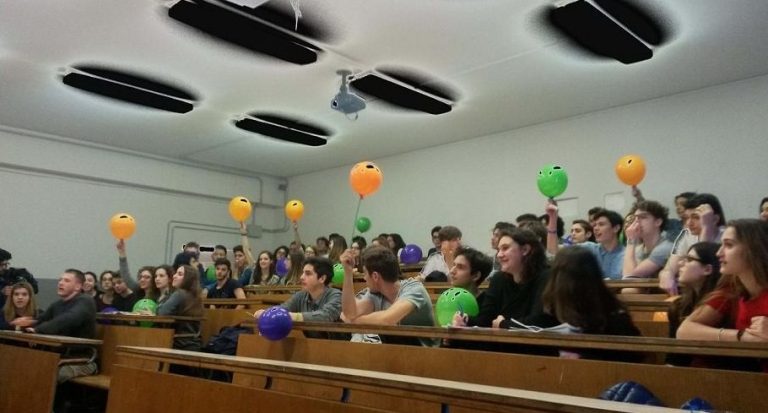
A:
<box><xmin>454</xmin><ymin>228</ymin><xmax>550</xmax><ymax>329</ymax></box>
<box><xmin>22</xmin><ymin>269</ymin><xmax>97</xmax><ymax>382</ymax></box>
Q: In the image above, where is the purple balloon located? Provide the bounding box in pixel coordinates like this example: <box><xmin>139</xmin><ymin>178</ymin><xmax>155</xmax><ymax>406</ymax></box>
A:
<box><xmin>399</xmin><ymin>244</ymin><xmax>423</xmax><ymax>265</ymax></box>
<box><xmin>258</xmin><ymin>306</ymin><xmax>293</xmax><ymax>341</ymax></box>
<box><xmin>275</xmin><ymin>258</ymin><xmax>288</xmax><ymax>276</ymax></box>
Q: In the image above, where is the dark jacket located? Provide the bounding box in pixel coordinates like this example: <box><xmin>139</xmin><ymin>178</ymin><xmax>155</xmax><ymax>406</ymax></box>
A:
<box><xmin>36</xmin><ymin>293</ymin><xmax>97</xmax><ymax>339</ymax></box>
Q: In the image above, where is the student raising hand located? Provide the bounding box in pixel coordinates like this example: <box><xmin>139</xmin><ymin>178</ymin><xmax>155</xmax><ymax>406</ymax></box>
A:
<box><xmin>340</xmin><ymin>249</ymin><xmax>356</xmax><ymax>275</ymax></box>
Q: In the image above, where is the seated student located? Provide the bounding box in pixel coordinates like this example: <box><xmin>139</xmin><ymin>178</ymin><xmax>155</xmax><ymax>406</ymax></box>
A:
<box><xmin>341</xmin><ymin>246</ymin><xmax>437</xmax><ymax>346</ymax></box>
<box><xmin>666</xmin><ymin>242</ymin><xmax>722</xmax><ymax>367</ymax></box>
<box><xmin>622</xmin><ymin>200</ymin><xmax>673</xmax><ymax>280</ymax></box>
<box><xmin>760</xmin><ymin>197</ymin><xmax>768</xmax><ymax>221</ymax></box>
<box><xmin>531</xmin><ymin>248</ymin><xmax>641</xmax><ymax>362</ymax></box>
<box><xmin>254</xmin><ymin>257</ymin><xmax>341</xmax><ymax>325</ymax></box>
<box><xmin>490</xmin><ymin>222</ymin><xmax>516</xmax><ymax>273</ymax></box>
<box><xmin>283</xmin><ymin>251</ymin><xmax>305</xmax><ymax>286</ymax></box>
<box><xmin>427</xmin><ymin>226</ymin><xmax>442</xmax><ymax>257</ymax></box>
<box><xmin>315</xmin><ymin>236</ymin><xmax>330</xmax><ymax>257</ymax></box>
<box><xmin>420</xmin><ymin>226</ymin><xmax>462</xmax><ymax>282</ymax></box>
<box><xmin>546</xmin><ymin>205</ymin><xmax>625</xmax><ymax>280</ymax></box>
<box><xmin>328</xmin><ymin>234</ymin><xmax>347</xmax><ymax>264</ymax></box>
<box><xmin>660</xmin><ymin>193</ymin><xmax>726</xmax><ymax>294</ymax></box>
<box><xmin>135</xmin><ymin>266</ymin><xmax>160</xmax><ymax>302</ymax></box>
<box><xmin>243</xmin><ymin>250</ymin><xmax>275</xmax><ymax>286</ymax></box>
<box><xmin>387</xmin><ymin>233</ymin><xmax>406</xmax><ymax>258</ymax></box>
<box><xmin>203</xmin><ymin>258</ymin><xmax>246</xmax><ymax>309</ymax></box>
<box><xmin>304</xmin><ymin>245</ymin><xmax>317</xmax><ymax>258</ymax></box>
<box><xmin>0</xmin><ymin>248</ymin><xmax>38</xmax><ymax>309</ymax></box>
<box><xmin>678</xmin><ymin>219</ymin><xmax>768</xmax><ymax>371</ymax></box>
<box><xmin>96</xmin><ymin>270</ymin><xmax>116</xmax><ymax>311</ymax></box>
<box><xmin>158</xmin><ymin>264</ymin><xmax>204</xmax><ymax>351</ymax></box>
<box><xmin>666</xmin><ymin>192</ymin><xmax>697</xmax><ymax>242</ymax></box>
<box><xmin>350</xmin><ymin>236</ymin><xmax>367</xmax><ymax>272</ymax></box>
<box><xmin>82</xmin><ymin>271</ymin><xmax>98</xmax><ymax>299</ymax></box>
<box><xmin>453</xmin><ymin>228</ymin><xmax>549</xmax><ymax>329</ymax></box>
<box><xmin>22</xmin><ymin>269</ymin><xmax>98</xmax><ymax>383</ymax></box>
<box><xmin>569</xmin><ymin>219</ymin><xmax>595</xmax><ymax>244</ymax></box>
<box><xmin>0</xmin><ymin>282</ymin><xmax>38</xmax><ymax>330</ymax></box>
<box><xmin>204</xmin><ymin>244</ymin><xmax>228</xmax><ymax>286</ymax></box>
<box><xmin>274</xmin><ymin>245</ymin><xmax>289</xmax><ymax>262</ymax></box>
<box><xmin>111</xmin><ymin>275</ymin><xmax>137</xmax><ymax>312</ymax></box>
<box><xmin>449</xmin><ymin>247</ymin><xmax>493</xmax><ymax>306</ymax></box>
<box><xmin>154</xmin><ymin>265</ymin><xmax>174</xmax><ymax>306</ymax></box>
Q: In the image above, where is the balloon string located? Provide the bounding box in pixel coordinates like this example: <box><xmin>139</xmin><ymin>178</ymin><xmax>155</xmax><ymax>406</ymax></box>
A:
<box><xmin>350</xmin><ymin>196</ymin><xmax>363</xmax><ymax>242</ymax></box>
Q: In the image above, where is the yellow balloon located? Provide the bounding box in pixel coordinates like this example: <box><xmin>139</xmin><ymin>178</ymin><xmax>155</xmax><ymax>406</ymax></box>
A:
<box><xmin>285</xmin><ymin>200</ymin><xmax>305</xmax><ymax>222</ymax></box>
<box><xmin>228</xmin><ymin>196</ymin><xmax>252</xmax><ymax>222</ymax></box>
<box><xmin>109</xmin><ymin>213</ymin><xmax>136</xmax><ymax>240</ymax></box>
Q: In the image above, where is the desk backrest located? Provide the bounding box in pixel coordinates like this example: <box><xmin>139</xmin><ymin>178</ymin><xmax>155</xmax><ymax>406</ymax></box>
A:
<box><xmin>235</xmin><ymin>334</ymin><xmax>764</xmax><ymax>412</ymax></box>
<box><xmin>95</xmin><ymin>324</ymin><xmax>174</xmax><ymax>375</ymax></box>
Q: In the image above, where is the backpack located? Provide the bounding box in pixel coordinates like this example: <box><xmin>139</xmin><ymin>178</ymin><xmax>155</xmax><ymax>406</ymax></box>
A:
<box><xmin>204</xmin><ymin>326</ymin><xmax>252</xmax><ymax>356</ymax></box>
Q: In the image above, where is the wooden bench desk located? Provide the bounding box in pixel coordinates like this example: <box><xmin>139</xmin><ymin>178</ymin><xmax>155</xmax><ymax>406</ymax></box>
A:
<box><xmin>69</xmin><ymin>322</ymin><xmax>176</xmax><ymax>390</ymax></box>
<box><xmin>272</xmin><ymin>321</ymin><xmax>768</xmax><ymax>359</ymax></box>
<box><xmin>115</xmin><ymin>345</ymin><xmax>676</xmax><ymax>413</ymax></box>
<box><xmin>0</xmin><ymin>331</ymin><xmax>102</xmax><ymax>413</ymax></box>
<box><xmin>236</xmin><ymin>334</ymin><xmax>766</xmax><ymax>412</ymax></box>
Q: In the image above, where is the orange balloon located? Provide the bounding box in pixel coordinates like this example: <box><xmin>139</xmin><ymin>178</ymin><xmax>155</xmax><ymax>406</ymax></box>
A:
<box><xmin>615</xmin><ymin>154</ymin><xmax>646</xmax><ymax>186</ymax></box>
<box><xmin>109</xmin><ymin>213</ymin><xmax>136</xmax><ymax>240</ymax></box>
<box><xmin>285</xmin><ymin>200</ymin><xmax>305</xmax><ymax>222</ymax></box>
<box><xmin>228</xmin><ymin>196</ymin><xmax>252</xmax><ymax>222</ymax></box>
<box><xmin>349</xmin><ymin>161</ymin><xmax>383</xmax><ymax>198</ymax></box>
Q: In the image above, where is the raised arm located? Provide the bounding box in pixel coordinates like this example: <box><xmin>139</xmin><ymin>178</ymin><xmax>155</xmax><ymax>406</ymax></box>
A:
<box><xmin>340</xmin><ymin>249</ymin><xmax>373</xmax><ymax>322</ymax></box>
<box><xmin>545</xmin><ymin>202</ymin><xmax>559</xmax><ymax>256</ymax></box>
<box><xmin>697</xmin><ymin>204</ymin><xmax>720</xmax><ymax>243</ymax></box>
<box><xmin>240</xmin><ymin>222</ymin><xmax>255</xmax><ymax>266</ymax></box>
<box><xmin>116</xmin><ymin>240</ymin><xmax>137</xmax><ymax>290</ymax></box>
<box><xmin>292</xmin><ymin>221</ymin><xmax>304</xmax><ymax>252</ymax></box>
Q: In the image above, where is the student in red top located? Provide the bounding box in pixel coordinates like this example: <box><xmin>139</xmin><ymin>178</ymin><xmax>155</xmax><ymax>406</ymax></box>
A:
<box><xmin>678</xmin><ymin>219</ymin><xmax>768</xmax><ymax>370</ymax></box>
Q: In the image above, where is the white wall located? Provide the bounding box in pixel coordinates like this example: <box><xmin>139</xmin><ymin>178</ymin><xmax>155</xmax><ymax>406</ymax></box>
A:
<box><xmin>0</xmin><ymin>128</ymin><xmax>289</xmax><ymax>281</ymax></box>
<box><xmin>284</xmin><ymin>74</ymin><xmax>768</xmax><ymax>254</ymax></box>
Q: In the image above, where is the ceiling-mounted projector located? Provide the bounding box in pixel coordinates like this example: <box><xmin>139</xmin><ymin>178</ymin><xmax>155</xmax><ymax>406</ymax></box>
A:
<box><xmin>331</xmin><ymin>70</ymin><xmax>366</xmax><ymax>119</ymax></box>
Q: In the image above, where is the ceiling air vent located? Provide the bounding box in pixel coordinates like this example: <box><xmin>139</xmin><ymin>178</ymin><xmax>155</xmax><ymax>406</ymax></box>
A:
<box><xmin>168</xmin><ymin>0</ymin><xmax>322</xmax><ymax>65</ymax></box>
<box><xmin>61</xmin><ymin>65</ymin><xmax>197</xmax><ymax>113</ymax></box>
<box><xmin>234</xmin><ymin>113</ymin><xmax>331</xmax><ymax>146</ymax></box>
<box><xmin>547</xmin><ymin>0</ymin><xmax>668</xmax><ymax>64</ymax></box>
<box><xmin>350</xmin><ymin>69</ymin><xmax>456</xmax><ymax>115</ymax></box>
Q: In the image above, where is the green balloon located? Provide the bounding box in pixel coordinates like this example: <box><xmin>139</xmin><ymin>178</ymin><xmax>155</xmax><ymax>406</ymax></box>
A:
<box><xmin>356</xmin><ymin>216</ymin><xmax>372</xmax><ymax>233</ymax></box>
<box><xmin>332</xmin><ymin>263</ymin><xmax>345</xmax><ymax>285</ymax></box>
<box><xmin>205</xmin><ymin>266</ymin><xmax>216</xmax><ymax>283</ymax></box>
<box><xmin>537</xmin><ymin>164</ymin><xmax>568</xmax><ymax>198</ymax></box>
<box><xmin>132</xmin><ymin>298</ymin><xmax>158</xmax><ymax>328</ymax></box>
<box><xmin>435</xmin><ymin>288</ymin><xmax>479</xmax><ymax>327</ymax></box>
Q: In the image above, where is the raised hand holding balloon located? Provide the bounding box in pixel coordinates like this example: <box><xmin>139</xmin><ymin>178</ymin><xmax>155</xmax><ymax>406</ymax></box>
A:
<box><xmin>348</xmin><ymin>161</ymin><xmax>382</xmax><ymax>240</ymax></box>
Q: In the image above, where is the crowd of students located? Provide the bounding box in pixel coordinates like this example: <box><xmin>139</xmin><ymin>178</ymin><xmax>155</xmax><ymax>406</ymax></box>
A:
<box><xmin>1</xmin><ymin>192</ymin><xmax>767</xmax><ymax>390</ymax></box>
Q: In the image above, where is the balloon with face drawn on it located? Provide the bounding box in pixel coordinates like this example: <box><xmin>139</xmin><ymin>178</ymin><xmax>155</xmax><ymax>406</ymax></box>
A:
<box><xmin>537</xmin><ymin>164</ymin><xmax>569</xmax><ymax>199</ymax></box>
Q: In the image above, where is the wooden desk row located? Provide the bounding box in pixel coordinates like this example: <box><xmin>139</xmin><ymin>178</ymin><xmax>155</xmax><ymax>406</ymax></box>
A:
<box><xmin>113</xmin><ymin>345</ymin><xmax>677</xmax><ymax>413</ymax></box>
<box><xmin>0</xmin><ymin>330</ymin><xmax>103</xmax><ymax>413</ymax></box>
<box><xmin>243</xmin><ymin>279</ymin><xmax>664</xmax><ymax>294</ymax></box>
